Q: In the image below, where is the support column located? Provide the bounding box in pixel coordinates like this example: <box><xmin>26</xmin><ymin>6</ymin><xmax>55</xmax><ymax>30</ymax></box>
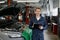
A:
<box><xmin>7</xmin><ymin>0</ymin><xmax>12</xmax><ymax>7</ymax></box>
<box><xmin>49</xmin><ymin>0</ymin><xmax>53</xmax><ymax>12</ymax></box>
<box><xmin>25</xmin><ymin>6</ymin><xmax>29</xmax><ymax>24</ymax></box>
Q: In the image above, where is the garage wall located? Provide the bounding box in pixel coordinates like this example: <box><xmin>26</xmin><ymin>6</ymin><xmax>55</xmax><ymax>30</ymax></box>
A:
<box><xmin>53</xmin><ymin>0</ymin><xmax>59</xmax><ymax>8</ymax></box>
<box><xmin>59</xmin><ymin>0</ymin><xmax>60</xmax><ymax>8</ymax></box>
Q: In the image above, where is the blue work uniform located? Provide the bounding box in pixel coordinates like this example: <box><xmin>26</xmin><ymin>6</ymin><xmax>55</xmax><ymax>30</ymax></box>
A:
<box><xmin>29</xmin><ymin>16</ymin><xmax>48</xmax><ymax>40</ymax></box>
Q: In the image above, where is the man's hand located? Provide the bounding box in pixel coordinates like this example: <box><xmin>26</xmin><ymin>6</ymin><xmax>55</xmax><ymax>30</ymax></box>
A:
<box><xmin>39</xmin><ymin>26</ymin><xmax>43</xmax><ymax>30</ymax></box>
<box><xmin>32</xmin><ymin>24</ymin><xmax>34</xmax><ymax>28</ymax></box>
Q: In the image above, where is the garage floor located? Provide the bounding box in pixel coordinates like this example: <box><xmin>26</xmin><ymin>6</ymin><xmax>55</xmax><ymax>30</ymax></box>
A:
<box><xmin>44</xmin><ymin>30</ymin><xmax>58</xmax><ymax>40</ymax></box>
<box><xmin>0</xmin><ymin>30</ymin><xmax>59</xmax><ymax>40</ymax></box>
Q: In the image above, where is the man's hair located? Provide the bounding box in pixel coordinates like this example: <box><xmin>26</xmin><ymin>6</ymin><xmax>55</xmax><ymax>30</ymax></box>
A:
<box><xmin>34</xmin><ymin>7</ymin><xmax>41</xmax><ymax>11</ymax></box>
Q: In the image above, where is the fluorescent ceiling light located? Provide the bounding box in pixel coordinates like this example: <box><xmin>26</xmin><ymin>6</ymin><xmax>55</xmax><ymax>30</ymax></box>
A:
<box><xmin>26</xmin><ymin>3</ymin><xmax>42</xmax><ymax>7</ymax></box>
<box><xmin>0</xmin><ymin>1</ymin><xmax>5</xmax><ymax>3</ymax></box>
<box><xmin>13</xmin><ymin>0</ymin><xmax>40</xmax><ymax>2</ymax></box>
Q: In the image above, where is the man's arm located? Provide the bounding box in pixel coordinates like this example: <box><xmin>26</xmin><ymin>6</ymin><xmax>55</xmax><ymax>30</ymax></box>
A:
<box><xmin>29</xmin><ymin>17</ymin><xmax>33</xmax><ymax>29</ymax></box>
<box><xmin>43</xmin><ymin>18</ymin><xmax>48</xmax><ymax>30</ymax></box>
<box><xmin>39</xmin><ymin>17</ymin><xmax>48</xmax><ymax>30</ymax></box>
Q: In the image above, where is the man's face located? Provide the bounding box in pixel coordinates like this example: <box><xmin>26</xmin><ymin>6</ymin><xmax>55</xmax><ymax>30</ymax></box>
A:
<box><xmin>35</xmin><ymin>9</ymin><xmax>41</xmax><ymax>15</ymax></box>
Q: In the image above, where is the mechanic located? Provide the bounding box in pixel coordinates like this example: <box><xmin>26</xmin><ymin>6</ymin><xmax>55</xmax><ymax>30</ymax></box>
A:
<box><xmin>29</xmin><ymin>7</ymin><xmax>48</xmax><ymax>40</ymax></box>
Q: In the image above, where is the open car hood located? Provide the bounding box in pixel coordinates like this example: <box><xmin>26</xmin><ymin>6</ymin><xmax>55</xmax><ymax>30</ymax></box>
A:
<box><xmin>0</xmin><ymin>7</ymin><xmax>20</xmax><ymax>16</ymax></box>
<box><xmin>0</xmin><ymin>7</ymin><xmax>20</xmax><ymax>28</ymax></box>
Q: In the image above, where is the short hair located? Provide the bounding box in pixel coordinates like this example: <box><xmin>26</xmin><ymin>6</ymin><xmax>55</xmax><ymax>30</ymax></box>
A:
<box><xmin>18</xmin><ymin>11</ymin><xmax>22</xmax><ymax>14</ymax></box>
<box><xmin>34</xmin><ymin>7</ymin><xmax>41</xmax><ymax>11</ymax></box>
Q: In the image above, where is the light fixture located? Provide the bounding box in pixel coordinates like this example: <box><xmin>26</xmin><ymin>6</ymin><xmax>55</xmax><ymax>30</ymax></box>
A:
<box><xmin>0</xmin><ymin>1</ymin><xmax>5</xmax><ymax>3</ymax></box>
<box><xmin>13</xmin><ymin>0</ymin><xmax>40</xmax><ymax>2</ymax></box>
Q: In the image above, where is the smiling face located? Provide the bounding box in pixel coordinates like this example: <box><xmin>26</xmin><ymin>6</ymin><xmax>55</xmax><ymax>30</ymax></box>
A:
<box><xmin>34</xmin><ymin>8</ymin><xmax>41</xmax><ymax>16</ymax></box>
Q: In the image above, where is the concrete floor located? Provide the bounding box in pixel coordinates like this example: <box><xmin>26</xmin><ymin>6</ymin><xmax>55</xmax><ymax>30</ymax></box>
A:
<box><xmin>0</xmin><ymin>30</ymin><xmax>59</xmax><ymax>40</ymax></box>
<box><xmin>44</xmin><ymin>30</ymin><xmax>58</xmax><ymax>40</ymax></box>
